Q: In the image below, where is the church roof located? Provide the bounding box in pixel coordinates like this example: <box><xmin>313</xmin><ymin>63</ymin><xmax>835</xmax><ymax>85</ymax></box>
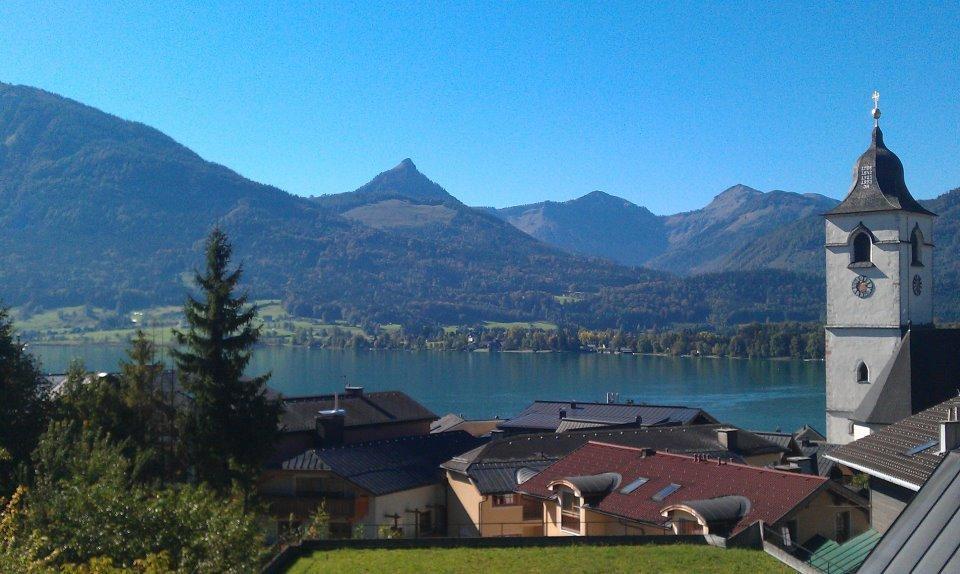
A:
<box><xmin>829</xmin><ymin>396</ymin><xmax>960</xmax><ymax>490</ymax></box>
<box><xmin>853</xmin><ymin>328</ymin><xmax>960</xmax><ymax>425</ymax></box>
<box><xmin>826</xmin><ymin>126</ymin><xmax>935</xmax><ymax>217</ymax></box>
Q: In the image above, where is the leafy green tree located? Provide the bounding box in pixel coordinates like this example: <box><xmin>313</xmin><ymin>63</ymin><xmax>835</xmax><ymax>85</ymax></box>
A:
<box><xmin>55</xmin><ymin>360</ymin><xmax>141</xmax><ymax>457</ymax></box>
<box><xmin>171</xmin><ymin>228</ymin><xmax>280</xmax><ymax>490</ymax></box>
<box><xmin>0</xmin><ymin>308</ymin><xmax>50</xmax><ymax>495</ymax></box>
<box><xmin>26</xmin><ymin>421</ymin><xmax>263</xmax><ymax>572</ymax></box>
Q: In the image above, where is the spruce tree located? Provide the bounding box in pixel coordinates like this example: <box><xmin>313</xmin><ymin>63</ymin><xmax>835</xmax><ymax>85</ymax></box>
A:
<box><xmin>172</xmin><ymin>228</ymin><xmax>280</xmax><ymax>490</ymax></box>
<box><xmin>118</xmin><ymin>330</ymin><xmax>172</xmax><ymax>478</ymax></box>
<box><xmin>0</xmin><ymin>307</ymin><xmax>50</xmax><ymax>495</ymax></box>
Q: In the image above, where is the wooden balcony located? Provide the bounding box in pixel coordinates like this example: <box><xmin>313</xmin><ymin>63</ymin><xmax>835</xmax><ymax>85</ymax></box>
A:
<box><xmin>265</xmin><ymin>495</ymin><xmax>357</xmax><ymax>520</ymax></box>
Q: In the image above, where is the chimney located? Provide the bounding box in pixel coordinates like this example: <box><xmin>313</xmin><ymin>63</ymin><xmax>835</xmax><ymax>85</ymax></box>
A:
<box><xmin>717</xmin><ymin>427</ymin><xmax>740</xmax><ymax>452</ymax></box>
<box><xmin>635</xmin><ymin>415</ymin><xmax>643</xmax><ymax>426</ymax></box>
<box><xmin>559</xmin><ymin>408</ymin><xmax>567</xmax><ymax>419</ymax></box>
<box><xmin>939</xmin><ymin>405</ymin><xmax>960</xmax><ymax>453</ymax></box>
<box><xmin>570</xmin><ymin>401</ymin><xmax>578</xmax><ymax>409</ymax></box>
<box><xmin>639</xmin><ymin>448</ymin><xmax>655</xmax><ymax>458</ymax></box>
<box><xmin>316</xmin><ymin>397</ymin><xmax>347</xmax><ymax>447</ymax></box>
<box><xmin>345</xmin><ymin>385</ymin><xmax>364</xmax><ymax>398</ymax></box>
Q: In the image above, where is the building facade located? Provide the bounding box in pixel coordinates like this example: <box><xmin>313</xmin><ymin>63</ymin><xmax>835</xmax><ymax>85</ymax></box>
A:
<box><xmin>824</xmin><ymin>98</ymin><xmax>936</xmax><ymax>445</ymax></box>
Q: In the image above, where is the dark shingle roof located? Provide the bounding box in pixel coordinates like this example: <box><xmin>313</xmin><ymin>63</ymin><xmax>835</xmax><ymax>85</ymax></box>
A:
<box><xmin>442</xmin><ymin>424</ymin><xmax>786</xmax><ymax>494</ymax></box>
<box><xmin>826</xmin><ymin>126</ymin><xmax>934</xmax><ymax>216</ymax></box>
<box><xmin>281</xmin><ymin>431</ymin><xmax>486</xmax><ymax>496</ymax></box>
<box><xmin>853</xmin><ymin>329</ymin><xmax>960</xmax><ymax>425</ymax></box>
<box><xmin>520</xmin><ymin>443</ymin><xmax>829</xmax><ymax>535</ymax></box>
<box><xmin>858</xmin><ymin>450</ymin><xmax>960</xmax><ymax>573</ymax></box>
<box><xmin>829</xmin><ymin>396</ymin><xmax>960</xmax><ymax>489</ymax></box>
<box><xmin>280</xmin><ymin>389</ymin><xmax>436</xmax><ymax>432</ymax></box>
<box><xmin>497</xmin><ymin>400</ymin><xmax>716</xmax><ymax>433</ymax></box>
<box><xmin>466</xmin><ymin>460</ymin><xmax>554</xmax><ymax>495</ymax></box>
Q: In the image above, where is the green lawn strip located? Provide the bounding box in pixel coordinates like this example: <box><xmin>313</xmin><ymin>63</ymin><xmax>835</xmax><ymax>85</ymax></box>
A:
<box><xmin>286</xmin><ymin>545</ymin><xmax>790</xmax><ymax>574</ymax></box>
<box><xmin>482</xmin><ymin>321</ymin><xmax>557</xmax><ymax>330</ymax></box>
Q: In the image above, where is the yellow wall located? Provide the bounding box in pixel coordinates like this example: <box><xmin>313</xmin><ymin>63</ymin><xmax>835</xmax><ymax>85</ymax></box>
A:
<box><xmin>445</xmin><ymin>471</ymin><xmax>481</xmax><ymax>537</ymax></box>
<box><xmin>445</xmin><ymin>471</ymin><xmax>545</xmax><ymax>537</ymax></box>
<box><xmin>789</xmin><ymin>489</ymin><xmax>870</xmax><ymax>545</ymax></box>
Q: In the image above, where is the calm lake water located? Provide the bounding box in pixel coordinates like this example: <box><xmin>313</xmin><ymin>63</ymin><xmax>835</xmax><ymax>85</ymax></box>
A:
<box><xmin>30</xmin><ymin>345</ymin><xmax>826</xmax><ymax>432</ymax></box>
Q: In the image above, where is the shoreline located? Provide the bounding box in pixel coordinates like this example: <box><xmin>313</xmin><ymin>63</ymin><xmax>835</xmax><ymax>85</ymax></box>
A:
<box><xmin>25</xmin><ymin>340</ymin><xmax>825</xmax><ymax>362</ymax></box>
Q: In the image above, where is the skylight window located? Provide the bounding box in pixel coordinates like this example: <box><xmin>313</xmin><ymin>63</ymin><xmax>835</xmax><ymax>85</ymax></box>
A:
<box><xmin>620</xmin><ymin>477</ymin><xmax>649</xmax><ymax>494</ymax></box>
<box><xmin>651</xmin><ymin>483</ymin><xmax>681</xmax><ymax>502</ymax></box>
<box><xmin>903</xmin><ymin>439</ymin><xmax>939</xmax><ymax>456</ymax></box>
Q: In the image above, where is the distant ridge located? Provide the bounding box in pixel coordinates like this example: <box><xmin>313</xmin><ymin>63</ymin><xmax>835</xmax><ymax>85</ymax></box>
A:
<box><xmin>3</xmin><ymin>81</ymin><xmax>958</xmax><ymax>325</ymax></box>
<box><xmin>488</xmin><ymin>184</ymin><xmax>838</xmax><ymax>274</ymax></box>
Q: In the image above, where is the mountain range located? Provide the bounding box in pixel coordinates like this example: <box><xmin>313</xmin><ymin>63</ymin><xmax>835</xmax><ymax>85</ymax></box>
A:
<box><xmin>1</xmin><ymin>82</ymin><xmax>957</xmax><ymax>328</ymax></box>
<box><xmin>487</xmin><ymin>185</ymin><xmax>838</xmax><ymax>275</ymax></box>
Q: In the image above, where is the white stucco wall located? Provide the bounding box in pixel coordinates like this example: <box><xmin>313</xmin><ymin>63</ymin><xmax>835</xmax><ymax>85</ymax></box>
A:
<box><xmin>360</xmin><ymin>484</ymin><xmax>445</xmax><ymax>539</ymax></box>
<box><xmin>823</xmin><ymin>211</ymin><xmax>935</xmax><ymax>445</ymax></box>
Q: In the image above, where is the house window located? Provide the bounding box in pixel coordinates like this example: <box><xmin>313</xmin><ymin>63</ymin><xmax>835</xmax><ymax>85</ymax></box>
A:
<box><xmin>418</xmin><ymin>510</ymin><xmax>433</xmax><ymax>535</ymax></box>
<box><xmin>853</xmin><ymin>232</ymin><xmax>872</xmax><ymax>263</ymax></box>
<box><xmin>522</xmin><ymin>497</ymin><xmax>541</xmax><ymax>521</ymax></box>
<box><xmin>857</xmin><ymin>362</ymin><xmax>869</xmax><ymax>384</ymax></box>
<box><xmin>651</xmin><ymin>483</ymin><xmax>682</xmax><ymax>502</ymax></box>
<box><xmin>492</xmin><ymin>494</ymin><xmax>516</xmax><ymax>506</ymax></box>
<box><xmin>835</xmin><ymin>511</ymin><xmax>851</xmax><ymax>543</ymax></box>
<box><xmin>559</xmin><ymin>489</ymin><xmax>580</xmax><ymax>533</ymax></box>
<box><xmin>911</xmin><ymin>228</ymin><xmax>923</xmax><ymax>266</ymax></box>
<box><xmin>783</xmin><ymin>519</ymin><xmax>798</xmax><ymax>547</ymax></box>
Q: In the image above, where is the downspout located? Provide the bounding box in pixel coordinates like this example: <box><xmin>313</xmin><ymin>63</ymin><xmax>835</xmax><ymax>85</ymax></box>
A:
<box><xmin>478</xmin><ymin>496</ymin><xmax>485</xmax><ymax>537</ymax></box>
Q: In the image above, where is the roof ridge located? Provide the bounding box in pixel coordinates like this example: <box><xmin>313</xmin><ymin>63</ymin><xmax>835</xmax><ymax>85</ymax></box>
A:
<box><xmin>532</xmin><ymin>399</ymin><xmax>699</xmax><ymax>409</ymax></box>
<box><xmin>585</xmin><ymin>441</ymin><xmax>828</xmax><ymax>481</ymax></box>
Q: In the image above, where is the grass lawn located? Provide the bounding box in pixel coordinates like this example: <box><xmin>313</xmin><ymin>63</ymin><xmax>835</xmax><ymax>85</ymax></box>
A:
<box><xmin>482</xmin><ymin>321</ymin><xmax>558</xmax><ymax>331</ymax></box>
<box><xmin>286</xmin><ymin>545</ymin><xmax>790</xmax><ymax>574</ymax></box>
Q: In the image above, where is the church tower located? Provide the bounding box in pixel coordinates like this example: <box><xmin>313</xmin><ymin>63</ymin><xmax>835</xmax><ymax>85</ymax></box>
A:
<box><xmin>824</xmin><ymin>93</ymin><xmax>936</xmax><ymax>445</ymax></box>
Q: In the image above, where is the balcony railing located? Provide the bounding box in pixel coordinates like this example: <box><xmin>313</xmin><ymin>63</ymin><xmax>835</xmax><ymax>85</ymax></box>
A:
<box><xmin>266</xmin><ymin>495</ymin><xmax>356</xmax><ymax>519</ymax></box>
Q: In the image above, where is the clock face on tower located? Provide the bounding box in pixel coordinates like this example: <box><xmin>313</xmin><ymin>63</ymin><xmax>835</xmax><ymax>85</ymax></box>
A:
<box><xmin>913</xmin><ymin>274</ymin><xmax>923</xmax><ymax>296</ymax></box>
<box><xmin>852</xmin><ymin>275</ymin><xmax>875</xmax><ymax>298</ymax></box>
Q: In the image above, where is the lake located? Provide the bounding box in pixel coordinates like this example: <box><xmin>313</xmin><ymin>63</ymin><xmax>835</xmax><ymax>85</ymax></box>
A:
<box><xmin>30</xmin><ymin>344</ymin><xmax>826</xmax><ymax>433</ymax></box>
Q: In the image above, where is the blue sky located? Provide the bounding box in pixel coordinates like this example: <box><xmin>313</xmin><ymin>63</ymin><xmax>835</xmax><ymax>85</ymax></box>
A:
<box><xmin>1</xmin><ymin>2</ymin><xmax>958</xmax><ymax>214</ymax></box>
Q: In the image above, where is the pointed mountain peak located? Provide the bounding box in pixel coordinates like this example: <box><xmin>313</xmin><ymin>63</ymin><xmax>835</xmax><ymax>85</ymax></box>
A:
<box><xmin>395</xmin><ymin>158</ymin><xmax>418</xmax><ymax>171</ymax></box>
<box><xmin>350</xmin><ymin>158</ymin><xmax>458</xmax><ymax>205</ymax></box>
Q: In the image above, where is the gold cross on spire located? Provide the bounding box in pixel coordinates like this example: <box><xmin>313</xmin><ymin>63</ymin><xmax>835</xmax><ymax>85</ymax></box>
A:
<box><xmin>872</xmin><ymin>90</ymin><xmax>881</xmax><ymax>126</ymax></box>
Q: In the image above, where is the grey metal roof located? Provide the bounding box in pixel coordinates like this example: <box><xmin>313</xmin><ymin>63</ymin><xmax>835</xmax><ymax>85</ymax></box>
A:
<box><xmin>498</xmin><ymin>400</ymin><xmax>716</xmax><ymax>432</ymax></box>
<box><xmin>556</xmin><ymin>419</ymin><xmax>609</xmax><ymax>432</ymax></box>
<box><xmin>280</xmin><ymin>389</ymin><xmax>436</xmax><ymax>433</ymax></box>
<box><xmin>853</xmin><ymin>328</ymin><xmax>960</xmax><ymax>425</ymax></box>
<box><xmin>431</xmin><ymin>413</ymin><xmax>464</xmax><ymax>433</ymax></box>
<box><xmin>563</xmin><ymin>473</ymin><xmax>622</xmax><ymax>496</ymax></box>
<box><xmin>829</xmin><ymin>396</ymin><xmax>960</xmax><ymax>489</ymax></box>
<box><xmin>858</xmin><ymin>450</ymin><xmax>960</xmax><ymax>573</ymax></box>
<box><xmin>751</xmin><ymin>431</ymin><xmax>796</xmax><ymax>452</ymax></box>
<box><xmin>826</xmin><ymin>126</ymin><xmax>934</xmax><ymax>216</ymax></box>
<box><xmin>680</xmin><ymin>495</ymin><xmax>751</xmax><ymax>523</ymax></box>
<box><xmin>281</xmin><ymin>431</ymin><xmax>486</xmax><ymax>495</ymax></box>
<box><xmin>466</xmin><ymin>460</ymin><xmax>553</xmax><ymax>495</ymax></box>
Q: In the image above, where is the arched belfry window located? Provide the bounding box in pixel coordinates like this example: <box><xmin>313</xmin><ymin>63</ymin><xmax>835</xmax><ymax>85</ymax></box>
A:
<box><xmin>857</xmin><ymin>362</ymin><xmax>869</xmax><ymax>384</ymax></box>
<box><xmin>911</xmin><ymin>227</ymin><xmax>923</xmax><ymax>266</ymax></box>
<box><xmin>853</xmin><ymin>232</ymin><xmax>872</xmax><ymax>264</ymax></box>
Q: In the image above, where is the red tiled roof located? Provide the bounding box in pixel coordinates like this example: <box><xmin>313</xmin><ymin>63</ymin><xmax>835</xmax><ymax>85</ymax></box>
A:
<box><xmin>519</xmin><ymin>441</ymin><xmax>828</xmax><ymax>535</ymax></box>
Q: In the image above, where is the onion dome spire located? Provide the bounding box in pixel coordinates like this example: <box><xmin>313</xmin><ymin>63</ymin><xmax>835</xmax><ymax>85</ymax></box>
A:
<box><xmin>826</xmin><ymin>92</ymin><xmax>935</xmax><ymax>216</ymax></box>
